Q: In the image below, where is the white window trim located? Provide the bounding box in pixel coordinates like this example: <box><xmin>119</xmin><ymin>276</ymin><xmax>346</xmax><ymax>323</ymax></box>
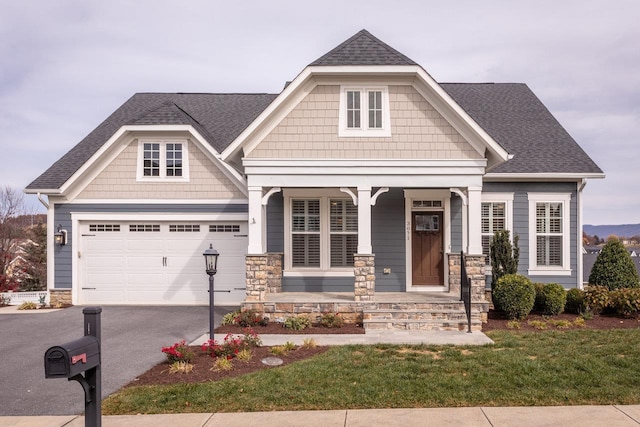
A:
<box><xmin>136</xmin><ymin>139</ymin><xmax>190</xmax><ymax>182</ymax></box>
<box><xmin>338</xmin><ymin>86</ymin><xmax>391</xmax><ymax>137</ymax></box>
<box><xmin>481</xmin><ymin>193</ymin><xmax>514</xmax><ymax>269</ymax></box>
<box><xmin>528</xmin><ymin>192</ymin><xmax>572</xmax><ymax>276</ymax></box>
<box><xmin>284</xmin><ymin>189</ymin><xmax>356</xmax><ymax>274</ymax></box>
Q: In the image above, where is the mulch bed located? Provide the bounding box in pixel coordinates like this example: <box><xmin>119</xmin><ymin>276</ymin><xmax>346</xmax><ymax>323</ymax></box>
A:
<box><xmin>124</xmin><ymin>311</ymin><xmax>639</xmax><ymax>389</ymax></box>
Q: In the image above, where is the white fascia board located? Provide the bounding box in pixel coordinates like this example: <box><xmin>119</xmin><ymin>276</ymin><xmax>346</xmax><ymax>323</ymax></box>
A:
<box><xmin>484</xmin><ymin>172</ymin><xmax>606</xmax><ymax>181</ymax></box>
<box><xmin>242</xmin><ymin>158</ymin><xmax>487</xmax><ymax>168</ymax></box>
<box><xmin>221</xmin><ymin>67</ymin><xmax>314</xmax><ymax>161</ymax></box>
<box><xmin>412</xmin><ymin>70</ymin><xmax>510</xmax><ymax>167</ymax></box>
<box><xmin>70</xmin><ymin>198</ymin><xmax>248</xmax><ymax>204</ymax></box>
<box><xmin>24</xmin><ymin>188</ymin><xmax>61</xmax><ymax>195</ymax></box>
<box><xmin>70</xmin><ymin>212</ymin><xmax>248</xmax><ymax>222</ymax></box>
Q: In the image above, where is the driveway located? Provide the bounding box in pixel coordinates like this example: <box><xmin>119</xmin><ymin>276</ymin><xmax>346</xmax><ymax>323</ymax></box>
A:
<box><xmin>0</xmin><ymin>305</ymin><xmax>234</xmax><ymax>416</ymax></box>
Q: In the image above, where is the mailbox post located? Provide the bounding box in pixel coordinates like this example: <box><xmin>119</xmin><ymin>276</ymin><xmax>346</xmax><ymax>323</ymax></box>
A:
<box><xmin>44</xmin><ymin>307</ymin><xmax>102</xmax><ymax>427</ymax></box>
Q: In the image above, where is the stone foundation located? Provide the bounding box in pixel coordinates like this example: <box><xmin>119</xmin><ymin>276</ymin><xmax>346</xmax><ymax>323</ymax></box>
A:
<box><xmin>49</xmin><ymin>289</ymin><xmax>72</xmax><ymax>307</ymax></box>
<box><xmin>354</xmin><ymin>254</ymin><xmax>375</xmax><ymax>301</ymax></box>
<box><xmin>245</xmin><ymin>253</ymin><xmax>283</xmax><ymax>302</ymax></box>
<box><xmin>448</xmin><ymin>253</ymin><xmax>486</xmax><ymax>302</ymax></box>
<box><xmin>242</xmin><ymin>301</ymin><xmax>364</xmax><ymax>324</ymax></box>
<box><xmin>266</xmin><ymin>253</ymin><xmax>283</xmax><ymax>294</ymax></box>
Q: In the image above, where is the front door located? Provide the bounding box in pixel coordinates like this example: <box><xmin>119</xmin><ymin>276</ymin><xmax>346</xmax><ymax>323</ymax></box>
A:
<box><xmin>411</xmin><ymin>212</ymin><xmax>444</xmax><ymax>286</ymax></box>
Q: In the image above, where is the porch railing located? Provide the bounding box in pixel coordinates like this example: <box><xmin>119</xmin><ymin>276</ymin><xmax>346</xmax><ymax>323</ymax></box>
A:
<box><xmin>460</xmin><ymin>251</ymin><xmax>472</xmax><ymax>333</ymax></box>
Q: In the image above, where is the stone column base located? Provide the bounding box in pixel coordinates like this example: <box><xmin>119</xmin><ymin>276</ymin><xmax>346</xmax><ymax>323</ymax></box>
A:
<box><xmin>354</xmin><ymin>254</ymin><xmax>375</xmax><ymax>301</ymax></box>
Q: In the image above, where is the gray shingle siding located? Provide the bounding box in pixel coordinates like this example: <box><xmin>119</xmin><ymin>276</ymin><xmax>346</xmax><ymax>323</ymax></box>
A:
<box><xmin>371</xmin><ymin>188</ymin><xmax>405</xmax><ymax>292</ymax></box>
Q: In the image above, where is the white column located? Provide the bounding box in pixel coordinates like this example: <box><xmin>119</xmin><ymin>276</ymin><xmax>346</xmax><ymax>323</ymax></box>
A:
<box><xmin>467</xmin><ymin>186</ymin><xmax>483</xmax><ymax>255</ymax></box>
<box><xmin>357</xmin><ymin>186</ymin><xmax>372</xmax><ymax>254</ymax></box>
<box><xmin>247</xmin><ymin>187</ymin><xmax>264</xmax><ymax>254</ymax></box>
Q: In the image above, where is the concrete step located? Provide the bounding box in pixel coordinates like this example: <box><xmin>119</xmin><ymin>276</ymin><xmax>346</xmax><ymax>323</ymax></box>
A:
<box><xmin>363</xmin><ymin>318</ymin><xmax>483</xmax><ymax>332</ymax></box>
<box><xmin>363</xmin><ymin>306</ymin><xmax>483</xmax><ymax>331</ymax></box>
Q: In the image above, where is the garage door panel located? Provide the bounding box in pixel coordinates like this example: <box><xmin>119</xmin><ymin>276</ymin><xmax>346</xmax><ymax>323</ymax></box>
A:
<box><xmin>80</xmin><ymin>220</ymin><xmax>247</xmax><ymax>305</ymax></box>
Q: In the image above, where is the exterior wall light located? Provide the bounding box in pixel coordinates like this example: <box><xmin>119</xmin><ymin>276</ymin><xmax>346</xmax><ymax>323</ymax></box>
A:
<box><xmin>54</xmin><ymin>225</ymin><xmax>68</xmax><ymax>246</ymax></box>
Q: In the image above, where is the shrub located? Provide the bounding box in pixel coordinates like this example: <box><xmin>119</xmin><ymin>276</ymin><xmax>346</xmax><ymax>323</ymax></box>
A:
<box><xmin>584</xmin><ymin>285</ymin><xmax>612</xmax><ymax>314</ymax></box>
<box><xmin>588</xmin><ymin>237</ymin><xmax>640</xmax><ymax>290</ymax></box>
<box><xmin>168</xmin><ymin>361</ymin><xmax>193</xmax><ymax>374</ymax></box>
<box><xmin>211</xmin><ymin>358</ymin><xmax>233</xmax><ymax>372</ymax></box>
<box><xmin>533</xmin><ymin>283</ymin><xmax>545</xmax><ymax>311</ymax></box>
<box><xmin>201</xmin><ymin>329</ymin><xmax>261</xmax><ymax>360</ymax></box>
<box><xmin>320</xmin><ymin>312</ymin><xmax>344</xmax><ymax>328</ymax></box>
<box><xmin>161</xmin><ymin>340</ymin><xmax>195</xmax><ymax>363</ymax></box>
<box><xmin>18</xmin><ymin>301</ymin><xmax>38</xmax><ymax>310</ymax></box>
<box><xmin>492</xmin><ymin>274</ymin><xmax>535</xmax><ymax>320</ymax></box>
<box><xmin>221</xmin><ymin>309</ymin><xmax>240</xmax><ymax>325</ymax></box>
<box><xmin>235</xmin><ymin>309</ymin><xmax>269</xmax><ymax>327</ymax></box>
<box><xmin>301</xmin><ymin>338</ymin><xmax>318</xmax><ymax>349</ymax></box>
<box><xmin>489</xmin><ymin>230</ymin><xmax>520</xmax><ymax>287</ymax></box>
<box><xmin>610</xmin><ymin>288</ymin><xmax>640</xmax><ymax>318</ymax></box>
<box><xmin>283</xmin><ymin>316</ymin><xmax>310</xmax><ymax>331</ymax></box>
<box><xmin>565</xmin><ymin>288</ymin><xmax>586</xmax><ymax>314</ymax></box>
<box><xmin>538</xmin><ymin>283</ymin><xmax>567</xmax><ymax>316</ymax></box>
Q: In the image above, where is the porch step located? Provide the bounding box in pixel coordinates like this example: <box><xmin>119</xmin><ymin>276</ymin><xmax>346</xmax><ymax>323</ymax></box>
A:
<box><xmin>363</xmin><ymin>304</ymin><xmax>485</xmax><ymax>332</ymax></box>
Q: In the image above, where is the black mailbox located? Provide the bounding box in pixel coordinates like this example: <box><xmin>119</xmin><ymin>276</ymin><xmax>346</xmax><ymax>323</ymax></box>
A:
<box><xmin>44</xmin><ymin>335</ymin><xmax>100</xmax><ymax>379</ymax></box>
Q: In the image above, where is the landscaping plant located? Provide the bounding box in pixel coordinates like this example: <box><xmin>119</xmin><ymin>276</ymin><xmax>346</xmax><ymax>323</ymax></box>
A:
<box><xmin>284</xmin><ymin>316</ymin><xmax>311</xmax><ymax>330</ymax></box>
<box><xmin>161</xmin><ymin>340</ymin><xmax>195</xmax><ymax>363</ymax></box>
<box><xmin>537</xmin><ymin>283</ymin><xmax>566</xmax><ymax>315</ymax></box>
<box><xmin>584</xmin><ymin>285</ymin><xmax>612</xmax><ymax>314</ymax></box>
<box><xmin>565</xmin><ymin>288</ymin><xmax>586</xmax><ymax>314</ymax></box>
<box><xmin>588</xmin><ymin>237</ymin><xmax>640</xmax><ymax>290</ymax></box>
<box><xmin>201</xmin><ymin>328</ymin><xmax>262</xmax><ymax>360</ymax></box>
<box><xmin>492</xmin><ymin>273</ymin><xmax>535</xmax><ymax>319</ymax></box>
<box><xmin>320</xmin><ymin>312</ymin><xmax>344</xmax><ymax>328</ymax></box>
<box><xmin>489</xmin><ymin>229</ymin><xmax>520</xmax><ymax>287</ymax></box>
<box><xmin>610</xmin><ymin>287</ymin><xmax>640</xmax><ymax>318</ymax></box>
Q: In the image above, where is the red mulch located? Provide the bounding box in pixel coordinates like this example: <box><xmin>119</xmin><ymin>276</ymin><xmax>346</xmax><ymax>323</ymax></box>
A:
<box><xmin>125</xmin><ymin>312</ymin><xmax>639</xmax><ymax>389</ymax></box>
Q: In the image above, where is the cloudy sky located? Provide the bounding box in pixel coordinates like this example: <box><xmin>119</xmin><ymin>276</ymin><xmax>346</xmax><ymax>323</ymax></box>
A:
<box><xmin>1</xmin><ymin>0</ymin><xmax>638</xmax><ymax>225</ymax></box>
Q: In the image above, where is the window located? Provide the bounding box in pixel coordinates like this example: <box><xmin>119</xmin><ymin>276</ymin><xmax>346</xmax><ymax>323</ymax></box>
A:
<box><xmin>339</xmin><ymin>86</ymin><xmax>390</xmax><ymax>137</ymax></box>
<box><xmin>209</xmin><ymin>225</ymin><xmax>241</xmax><ymax>233</ymax></box>
<box><xmin>137</xmin><ymin>140</ymin><xmax>189</xmax><ymax>181</ymax></box>
<box><xmin>169</xmin><ymin>225</ymin><xmax>200</xmax><ymax>232</ymax></box>
<box><xmin>130</xmin><ymin>224</ymin><xmax>160</xmax><ymax>232</ymax></box>
<box><xmin>89</xmin><ymin>224</ymin><xmax>120</xmax><ymax>232</ymax></box>
<box><xmin>528</xmin><ymin>193</ymin><xmax>571</xmax><ymax>275</ymax></box>
<box><xmin>285</xmin><ymin>191</ymin><xmax>358</xmax><ymax>272</ymax></box>
<box><xmin>481</xmin><ymin>193</ymin><xmax>514</xmax><ymax>262</ymax></box>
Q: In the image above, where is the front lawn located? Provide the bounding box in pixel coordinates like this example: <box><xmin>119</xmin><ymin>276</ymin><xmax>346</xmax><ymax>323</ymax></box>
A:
<box><xmin>103</xmin><ymin>329</ymin><xmax>640</xmax><ymax>414</ymax></box>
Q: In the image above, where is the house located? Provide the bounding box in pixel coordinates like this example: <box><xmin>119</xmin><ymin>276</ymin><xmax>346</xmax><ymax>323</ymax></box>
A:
<box><xmin>26</xmin><ymin>30</ymin><xmax>603</xmax><ymax>330</ymax></box>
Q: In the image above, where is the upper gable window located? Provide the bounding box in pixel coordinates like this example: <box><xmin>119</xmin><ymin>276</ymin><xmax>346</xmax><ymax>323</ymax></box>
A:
<box><xmin>136</xmin><ymin>139</ymin><xmax>189</xmax><ymax>181</ymax></box>
<box><xmin>339</xmin><ymin>86</ymin><xmax>390</xmax><ymax>137</ymax></box>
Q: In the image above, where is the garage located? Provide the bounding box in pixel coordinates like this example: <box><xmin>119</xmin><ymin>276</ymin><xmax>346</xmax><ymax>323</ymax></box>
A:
<box><xmin>79</xmin><ymin>220</ymin><xmax>247</xmax><ymax>305</ymax></box>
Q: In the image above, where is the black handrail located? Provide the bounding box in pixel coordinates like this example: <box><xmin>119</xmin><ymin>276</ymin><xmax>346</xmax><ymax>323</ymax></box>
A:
<box><xmin>460</xmin><ymin>251</ymin><xmax>472</xmax><ymax>333</ymax></box>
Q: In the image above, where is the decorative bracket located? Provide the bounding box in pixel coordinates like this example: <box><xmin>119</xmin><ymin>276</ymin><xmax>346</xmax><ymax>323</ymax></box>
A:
<box><xmin>371</xmin><ymin>187</ymin><xmax>389</xmax><ymax>206</ymax></box>
<box><xmin>339</xmin><ymin>187</ymin><xmax>358</xmax><ymax>206</ymax></box>
<box><xmin>450</xmin><ymin>188</ymin><xmax>468</xmax><ymax>206</ymax></box>
<box><xmin>261</xmin><ymin>187</ymin><xmax>281</xmax><ymax>206</ymax></box>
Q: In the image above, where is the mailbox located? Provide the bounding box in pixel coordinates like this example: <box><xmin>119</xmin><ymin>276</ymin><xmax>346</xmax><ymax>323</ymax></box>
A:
<box><xmin>44</xmin><ymin>335</ymin><xmax>100</xmax><ymax>379</ymax></box>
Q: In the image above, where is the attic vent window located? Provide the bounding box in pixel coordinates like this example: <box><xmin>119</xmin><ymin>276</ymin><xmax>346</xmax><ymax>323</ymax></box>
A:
<box><xmin>137</xmin><ymin>139</ymin><xmax>189</xmax><ymax>182</ymax></box>
<box><xmin>339</xmin><ymin>86</ymin><xmax>390</xmax><ymax>137</ymax></box>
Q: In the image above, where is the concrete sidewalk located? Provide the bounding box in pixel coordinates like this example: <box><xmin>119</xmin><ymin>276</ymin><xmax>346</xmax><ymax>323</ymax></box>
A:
<box><xmin>2</xmin><ymin>405</ymin><xmax>640</xmax><ymax>426</ymax></box>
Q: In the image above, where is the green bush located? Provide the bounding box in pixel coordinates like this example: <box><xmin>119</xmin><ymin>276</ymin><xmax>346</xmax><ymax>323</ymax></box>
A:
<box><xmin>610</xmin><ymin>288</ymin><xmax>640</xmax><ymax>318</ymax></box>
<box><xmin>538</xmin><ymin>283</ymin><xmax>566</xmax><ymax>316</ymax></box>
<box><xmin>320</xmin><ymin>312</ymin><xmax>344</xmax><ymax>328</ymax></box>
<box><xmin>588</xmin><ymin>237</ymin><xmax>640</xmax><ymax>290</ymax></box>
<box><xmin>235</xmin><ymin>309</ymin><xmax>269</xmax><ymax>327</ymax></box>
<box><xmin>565</xmin><ymin>288</ymin><xmax>586</xmax><ymax>314</ymax></box>
<box><xmin>283</xmin><ymin>316</ymin><xmax>311</xmax><ymax>330</ymax></box>
<box><xmin>492</xmin><ymin>274</ymin><xmax>535</xmax><ymax>320</ymax></box>
<box><xmin>533</xmin><ymin>283</ymin><xmax>545</xmax><ymax>311</ymax></box>
<box><xmin>221</xmin><ymin>309</ymin><xmax>240</xmax><ymax>325</ymax></box>
<box><xmin>584</xmin><ymin>285</ymin><xmax>612</xmax><ymax>314</ymax></box>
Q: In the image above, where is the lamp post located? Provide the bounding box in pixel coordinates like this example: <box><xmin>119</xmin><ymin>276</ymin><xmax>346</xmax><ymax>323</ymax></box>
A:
<box><xmin>202</xmin><ymin>245</ymin><xmax>219</xmax><ymax>341</ymax></box>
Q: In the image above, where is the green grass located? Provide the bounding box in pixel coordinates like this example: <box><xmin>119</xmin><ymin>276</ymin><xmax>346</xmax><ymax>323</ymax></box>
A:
<box><xmin>103</xmin><ymin>329</ymin><xmax>640</xmax><ymax>414</ymax></box>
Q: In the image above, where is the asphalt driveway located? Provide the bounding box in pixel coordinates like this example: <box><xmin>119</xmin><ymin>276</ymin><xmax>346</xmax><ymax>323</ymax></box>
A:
<box><xmin>0</xmin><ymin>305</ymin><xmax>234</xmax><ymax>416</ymax></box>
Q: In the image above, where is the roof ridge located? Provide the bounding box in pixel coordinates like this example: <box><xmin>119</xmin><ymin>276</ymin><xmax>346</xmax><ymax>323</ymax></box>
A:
<box><xmin>309</xmin><ymin>29</ymin><xmax>417</xmax><ymax>66</ymax></box>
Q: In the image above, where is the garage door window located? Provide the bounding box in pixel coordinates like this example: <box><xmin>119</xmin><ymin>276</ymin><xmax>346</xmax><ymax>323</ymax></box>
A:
<box><xmin>130</xmin><ymin>224</ymin><xmax>160</xmax><ymax>232</ymax></box>
<box><xmin>89</xmin><ymin>224</ymin><xmax>120</xmax><ymax>232</ymax></box>
<box><xmin>169</xmin><ymin>225</ymin><xmax>200</xmax><ymax>232</ymax></box>
<box><xmin>210</xmin><ymin>225</ymin><xmax>241</xmax><ymax>233</ymax></box>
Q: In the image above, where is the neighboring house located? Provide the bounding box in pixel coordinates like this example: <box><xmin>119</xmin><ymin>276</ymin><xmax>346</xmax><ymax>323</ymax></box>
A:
<box><xmin>26</xmin><ymin>30</ymin><xmax>603</xmax><ymax>329</ymax></box>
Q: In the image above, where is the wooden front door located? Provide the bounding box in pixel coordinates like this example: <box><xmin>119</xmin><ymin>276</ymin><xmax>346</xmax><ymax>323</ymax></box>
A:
<box><xmin>411</xmin><ymin>212</ymin><xmax>444</xmax><ymax>286</ymax></box>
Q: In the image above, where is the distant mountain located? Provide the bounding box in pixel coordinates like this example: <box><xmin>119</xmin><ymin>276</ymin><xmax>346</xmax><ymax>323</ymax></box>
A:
<box><xmin>583</xmin><ymin>224</ymin><xmax>640</xmax><ymax>239</ymax></box>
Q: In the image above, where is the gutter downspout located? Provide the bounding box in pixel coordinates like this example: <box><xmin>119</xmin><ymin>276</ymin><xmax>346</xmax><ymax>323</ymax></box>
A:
<box><xmin>37</xmin><ymin>192</ymin><xmax>49</xmax><ymax>209</ymax></box>
<box><xmin>578</xmin><ymin>179</ymin><xmax>587</xmax><ymax>289</ymax></box>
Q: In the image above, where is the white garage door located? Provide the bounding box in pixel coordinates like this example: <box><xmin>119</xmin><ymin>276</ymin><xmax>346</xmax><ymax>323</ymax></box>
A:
<box><xmin>79</xmin><ymin>221</ymin><xmax>247</xmax><ymax>305</ymax></box>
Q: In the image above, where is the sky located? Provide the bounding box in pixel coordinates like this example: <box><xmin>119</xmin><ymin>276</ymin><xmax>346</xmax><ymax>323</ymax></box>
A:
<box><xmin>1</xmin><ymin>0</ymin><xmax>638</xmax><ymax>225</ymax></box>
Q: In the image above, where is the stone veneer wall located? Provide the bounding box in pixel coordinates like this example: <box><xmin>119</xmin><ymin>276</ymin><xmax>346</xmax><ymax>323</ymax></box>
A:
<box><xmin>49</xmin><ymin>289</ymin><xmax>72</xmax><ymax>307</ymax></box>
<box><xmin>245</xmin><ymin>253</ymin><xmax>283</xmax><ymax>302</ymax></box>
<box><xmin>354</xmin><ymin>254</ymin><xmax>375</xmax><ymax>301</ymax></box>
<box><xmin>448</xmin><ymin>253</ymin><xmax>486</xmax><ymax>302</ymax></box>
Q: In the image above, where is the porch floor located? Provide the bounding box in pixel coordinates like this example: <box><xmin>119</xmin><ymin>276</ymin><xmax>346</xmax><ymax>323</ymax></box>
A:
<box><xmin>264</xmin><ymin>291</ymin><xmax>461</xmax><ymax>303</ymax></box>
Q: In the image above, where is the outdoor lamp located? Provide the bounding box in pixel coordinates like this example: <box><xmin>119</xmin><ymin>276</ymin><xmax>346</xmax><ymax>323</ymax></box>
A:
<box><xmin>54</xmin><ymin>225</ymin><xmax>67</xmax><ymax>246</ymax></box>
<box><xmin>203</xmin><ymin>244</ymin><xmax>219</xmax><ymax>340</ymax></box>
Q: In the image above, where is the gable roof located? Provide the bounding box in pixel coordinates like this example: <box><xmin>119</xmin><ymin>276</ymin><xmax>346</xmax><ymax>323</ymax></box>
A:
<box><xmin>310</xmin><ymin>29</ymin><xmax>417</xmax><ymax>66</ymax></box>
<box><xmin>442</xmin><ymin>83</ymin><xmax>603</xmax><ymax>175</ymax></box>
<box><xmin>26</xmin><ymin>93</ymin><xmax>277</xmax><ymax>190</ymax></box>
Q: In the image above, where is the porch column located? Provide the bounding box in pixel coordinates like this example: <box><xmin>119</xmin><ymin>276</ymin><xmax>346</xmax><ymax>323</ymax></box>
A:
<box><xmin>467</xmin><ymin>186</ymin><xmax>483</xmax><ymax>255</ymax></box>
<box><xmin>247</xmin><ymin>186</ymin><xmax>264</xmax><ymax>254</ymax></box>
<box><xmin>357</xmin><ymin>186</ymin><xmax>372</xmax><ymax>254</ymax></box>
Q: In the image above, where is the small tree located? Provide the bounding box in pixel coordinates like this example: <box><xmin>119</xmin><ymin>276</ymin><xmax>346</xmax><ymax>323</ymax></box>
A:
<box><xmin>588</xmin><ymin>237</ymin><xmax>640</xmax><ymax>290</ymax></box>
<box><xmin>19</xmin><ymin>223</ymin><xmax>47</xmax><ymax>291</ymax></box>
<box><xmin>490</xmin><ymin>230</ymin><xmax>520</xmax><ymax>289</ymax></box>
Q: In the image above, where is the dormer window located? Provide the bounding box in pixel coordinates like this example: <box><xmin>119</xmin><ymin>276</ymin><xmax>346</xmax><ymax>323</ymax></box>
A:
<box><xmin>339</xmin><ymin>86</ymin><xmax>390</xmax><ymax>137</ymax></box>
<box><xmin>136</xmin><ymin>139</ymin><xmax>189</xmax><ymax>181</ymax></box>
